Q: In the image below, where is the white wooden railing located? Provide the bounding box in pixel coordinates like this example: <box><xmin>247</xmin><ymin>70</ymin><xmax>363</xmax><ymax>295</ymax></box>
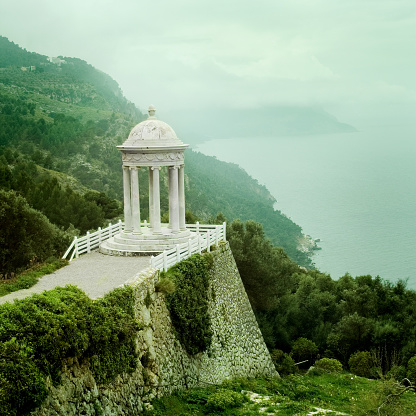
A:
<box><xmin>150</xmin><ymin>222</ymin><xmax>226</xmax><ymax>271</ymax></box>
<box><xmin>62</xmin><ymin>220</ymin><xmax>124</xmax><ymax>261</ymax></box>
<box><xmin>62</xmin><ymin>221</ymin><xmax>226</xmax><ymax>270</ymax></box>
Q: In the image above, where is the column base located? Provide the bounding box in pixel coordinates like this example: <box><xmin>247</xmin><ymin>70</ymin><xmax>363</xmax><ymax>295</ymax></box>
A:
<box><xmin>99</xmin><ymin>224</ymin><xmax>192</xmax><ymax>254</ymax></box>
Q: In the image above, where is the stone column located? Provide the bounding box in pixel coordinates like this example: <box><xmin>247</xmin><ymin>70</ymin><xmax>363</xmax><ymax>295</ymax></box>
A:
<box><xmin>169</xmin><ymin>166</ymin><xmax>180</xmax><ymax>233</ymax></box>
<box><xmin>130</xmin><ymin>167</ymin><xmax>141</xmax><ymax>235</ymax></box>
<box><xmin>123</xmin><ymin>166</ymin><xmax>133</xmax><ymax>233</ymax></box>
<box><xmin>178</xmin><ymin>164</ymin><xmax>186</xmax><ymax>230</ymax></box>
<box><xmin>168</xmin><ymin>167</ymin><xmax>173</xmax><ymax>228</ymax></box>
<box><xmin>152</xmin><ymin>166</ymin><xmax>162</xmax><ymax>234</ymax></box>
<box><xmin>148</xmin><ymin>167</ymin><xmax>153</xmax><ymax>228</ymax></box>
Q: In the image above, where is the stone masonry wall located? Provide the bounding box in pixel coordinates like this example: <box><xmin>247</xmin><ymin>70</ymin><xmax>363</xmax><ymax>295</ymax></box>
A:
<box><xmin>31</xmin><ymin>242</ymin><xmax>276</xmax><ymax>416</ymax></box>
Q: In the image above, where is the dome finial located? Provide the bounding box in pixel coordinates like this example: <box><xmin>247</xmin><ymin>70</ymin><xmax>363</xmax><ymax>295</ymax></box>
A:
<box><xmin>148</xmin><ymin>104</ymin><xmax>157</xmax><ymax>120</ymax></box>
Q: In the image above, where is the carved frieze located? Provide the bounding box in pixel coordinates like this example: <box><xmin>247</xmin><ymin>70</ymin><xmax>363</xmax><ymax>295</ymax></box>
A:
<box><xmin>122</xmin><ymin>152</ymin><xmax>184</xmax><ymax>163</ymax></box>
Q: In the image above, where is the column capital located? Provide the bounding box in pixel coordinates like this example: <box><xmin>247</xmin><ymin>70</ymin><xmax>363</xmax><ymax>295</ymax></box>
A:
<box><xmin>151</xmin><ymin>166</ymin><xmax>161</xmax><ymax>171</ymax></box>
<box><xmin>169</xmin><ymin>166</ymin><xmax>178</xmax><ymax>170</ymax></box>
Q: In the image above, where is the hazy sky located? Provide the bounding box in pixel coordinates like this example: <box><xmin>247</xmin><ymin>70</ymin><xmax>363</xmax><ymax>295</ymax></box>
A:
<box><xmin>1</xmin><ymin>0</ymin><xmax>415</xmax><ymax>127</ymax></box>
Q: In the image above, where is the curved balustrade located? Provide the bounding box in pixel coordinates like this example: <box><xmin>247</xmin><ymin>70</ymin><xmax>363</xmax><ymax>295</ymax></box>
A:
<box><xmin>62</xmin><ymin>221</ymin><xmax>226</xmax><ymax>271</ymax></box>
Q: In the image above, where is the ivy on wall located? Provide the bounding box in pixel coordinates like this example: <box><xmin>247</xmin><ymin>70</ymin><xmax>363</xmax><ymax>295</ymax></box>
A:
<box><xmin>162</xmin><ymin>253</ymin><xmax>213</xmax><ymax>356</ymax></box>
<box><xmin>0</xmin><ymin>285</ymin><xmax>140</xmax><ymax>415</ymax></box>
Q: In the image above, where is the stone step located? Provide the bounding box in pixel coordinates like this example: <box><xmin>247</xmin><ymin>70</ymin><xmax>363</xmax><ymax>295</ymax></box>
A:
<box><xmin>100</xmin><ymin>237</ymin><xmax>179</xmax><ymax>253</ymax></box>
<box><xmin>115</xmin><ymin>229</ymin><xmax>192</xmax><ymax>243</ymax></box>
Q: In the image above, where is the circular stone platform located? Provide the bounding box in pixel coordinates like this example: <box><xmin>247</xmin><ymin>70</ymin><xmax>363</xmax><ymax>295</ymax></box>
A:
<box><xmin>99</xmin><ymin>224</ymin><xmax>193</xmax><ymax>256</ymax></box>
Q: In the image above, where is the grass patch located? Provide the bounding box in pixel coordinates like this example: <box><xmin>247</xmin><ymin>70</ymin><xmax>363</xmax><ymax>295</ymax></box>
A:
<box><xmin>143</xmin><ymin>373</ymin><xmax>416</xmax><ymax>415</ymax></box>
<box><xmin>0</xmin><ymin>259</ymin><xmax>68</xmax><ymax>297</ymax></box>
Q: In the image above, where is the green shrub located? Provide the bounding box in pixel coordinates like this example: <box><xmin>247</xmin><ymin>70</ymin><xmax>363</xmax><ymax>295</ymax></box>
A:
<box><xmin>407</xmin><ymin>355</ymin><xmax>416</xmax><ymax>383</ymax></box>
<box><xmin>165</xmin><ymin>254</ymin><xmax>212</xmax><ymax>355</ymax></box>
<box><xmin>315</xmin><ymin>358</ymin><xmax>343</xmax><ymax>373</ymax></box>
<box><xmin>155</xmin><ymin>277</ymin><xmax>176</xmax><ymax>294</ymax></box>
<box><xmin>0</xmin><ymin>189</ymin><xmax>71</xmax><ymax>275</ymax></box>
<box><xmin>306</xmin><ymin>366</ymin><xmax>324</xmax><ymax>377</ymax></box>
<box><xmin>291</xmin><ymin>337</ymin><xmax>318</xmax><ymax>364</ymax></box>
<box><xmin>0</xmin><ymin>337</ymin><xmax>47</xmax><ymax>416</ymax></box>
<box><xmin>387</xmin><ymin>365</ymin><xmax>407</xmax><ymax>381</ymax></box>
<box><xmin>0</xmin><ymin>285</ymin><xmax>140</xmax><ymax>414</ymax></box>
<box><xmin>271</xmin><ymin>349</ymin><xmax>297</xmax><ymax>375</ymax></box>
<box><xmin>88</xmin><ymin>286</ymin><xmax>141</xmax><ymax>383</ymax></box>
<box><xmin>182</xmin><ymin>388</ymin><xmax>212</xmax><ymax>405</ymax></box>
<box><xmin>205</xmin><ymin>389</ymin><xmax>245</xmax><ymax>411</ymax></box>
<box><xmin>348</xmin><ymin>351</ymin><xmax>373</xmax><ymax>378</ymax></box>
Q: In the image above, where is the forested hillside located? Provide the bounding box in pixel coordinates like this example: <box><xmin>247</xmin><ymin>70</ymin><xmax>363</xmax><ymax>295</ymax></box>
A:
<box><xmin>227</xmin><ymin>219</ymin><xmax>416</xmax><ymax>381</ymax></box>
<box><xmin>0</xmin><ymin>35</ymin><xmax>312</xmax><ymax>273</ymax></box>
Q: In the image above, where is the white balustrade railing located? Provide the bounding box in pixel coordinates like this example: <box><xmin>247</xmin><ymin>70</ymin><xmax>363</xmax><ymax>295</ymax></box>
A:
<box><xmin>62</xmin><ymin>220</ymin><xmax>124</xmax><ymax>261</ymax></box>
<box><xmin>62</xmin><ymin>221</ymin><xmax>227</xmax><ymax>271</ymax></box>
<box><xmin>150</xmin><ymin>222</ymin><xmax>226</xmax><ymax>272</ymax></box>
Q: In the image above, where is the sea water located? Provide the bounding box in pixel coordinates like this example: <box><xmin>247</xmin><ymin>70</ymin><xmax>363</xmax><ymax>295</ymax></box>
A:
<box><xmin>195</xmin><ymin>127</ymin><xmax>416</xmax><ymax>289</ymax></box>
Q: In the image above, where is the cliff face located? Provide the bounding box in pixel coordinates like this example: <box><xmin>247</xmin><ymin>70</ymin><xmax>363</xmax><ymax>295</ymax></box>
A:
<box><xmin>31</xmin><ymin>243</ymin><xmax>276</xmax><ymax>415</ymax></box>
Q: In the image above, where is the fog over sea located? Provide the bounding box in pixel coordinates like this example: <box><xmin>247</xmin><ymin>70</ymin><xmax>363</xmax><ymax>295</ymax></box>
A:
<box><xmin>195</xmin><ymin>124</ymin><xmax>416</xmax><ymax>289</ymax></box>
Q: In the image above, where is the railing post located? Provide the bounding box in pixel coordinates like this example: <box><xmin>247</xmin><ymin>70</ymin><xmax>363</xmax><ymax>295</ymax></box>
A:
<box><xmin>150</xmin><ymin>255</ymin><xmax>154</xmax><ymax>269</ymax></box>
<box><xmin>86</xmin><ymin>231</ymin><xmax>91</xmax><ymax>253</ymax></box>
<box><xmin>163</xmin><ymin>251</ymin><xmax>168</xmax><ymax>272</ymax></box>
<box><xmin>62</xmin><ymin>236</ymin><xmax>76</xmax><ymax>260</ymax></box>
<box><xmin>98</xmin><ymin>227</ymin><xmax>102</xmax><ymax>244</ymax></box>
<box><xmin>176</xmin><ymin>244</ymin><xmax>180</xmax><ymax>263</ymax></box>
<box><xmin>196</xmin><ymin>221</ymin><xmax>200</xmax><ymax>235</ymax></box>
<box><xmin>118</xmin><ymin>219</ymin><xmax>122</xmax><ymax>232</ymax></box>
<box><xmin>144</xmin><ymin>219</ymin><xmax>147</xmax><ymax>227</ymax></box>
<box><xmin>207</xmin><ymin>230</ymin><xmax>211</xmax><ymax>252</ymax></box>
<box><xmin>188</xmin><ymin>239</ymin><xmax>192</xmax><ymax>258</ymax></box>
<box><xmin>109</xmin><ymin>222</ymin><xmax>113</xmax><ymax>237</ymax></box>
<box><xmin>75</xmin><ymin>237</ymin><xmax>79</xmax><ymax>258</ymax></box>
<box><xmin>216</xmin><ymin>226</ymin><xmax>220</xmax><ymax>246</ymax></box>
<box><xmin>223</xmin><ymin>222</ymin><xmax>227</xmax><ymax>241</ymax></box>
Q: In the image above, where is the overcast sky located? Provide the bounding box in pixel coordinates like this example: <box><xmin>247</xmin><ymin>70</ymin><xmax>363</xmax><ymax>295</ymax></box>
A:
<box><xmin>1</xmin><ymin>0</ymin><xmax>415</xmax><ymax>127</ymax></box>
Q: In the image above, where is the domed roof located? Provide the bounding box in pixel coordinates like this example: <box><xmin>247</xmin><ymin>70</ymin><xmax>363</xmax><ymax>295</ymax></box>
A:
<box><xmin>121</xmin><ymin>105</ymin><xmax>185</xmax><ymax>148</ymax></box>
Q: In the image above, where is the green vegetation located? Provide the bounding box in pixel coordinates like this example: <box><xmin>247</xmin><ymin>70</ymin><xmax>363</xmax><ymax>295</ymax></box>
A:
<box><xmin>348</xmin><ymin>351</ymin><xmax>374</xmax><ymax>378</ymax></box>
<box><xmin>227</xmin><ymin>219</ymin><xmax>416</xmax><ymax>381</ymax></box>
<box><xmin>0</xmin><ymin>285</ymin><xmax>140</xmax><ymax>415</ymax></box>
<box><xmin>162</xmin><ymin>253</ymin><xmax>213</xmax><ymax>355</ymax></box>
<box><xmin>291</xmin><ymin>337</ymin><xmax>318</xmax><ymax>366</ymax></box>
<box><xmin>315</xmin><ymin>358</ymin><xmax>343</xmax><ymax>374</ymax></box>
<box><xmin>0</xmin><ymin>155</ymin><xmax>122</xmax><ymax>235</ymax></box>
<box><xmin>0</xmin><ymin>189</ymin><xmax>71</xmax><ymax>275</ymax></box>
<box><xmin>407</xmin><ymin>355</ymin><xmax>416</xmax><ymax>383</ymax></box>
<box><xmin>270</xmin><ymin>349</ymin><xmax>297</xmax><ymax>376</ymax></box>
<box><xmin>143</xmin><ymin>374</ymin><xmax>416</xmax><ymax>416</ymax></box>
<box><xmin>154</xmin><ymin>276</ymin><xmax>176</xmax><ymax>294</ymax></box>
<box><xmin>0</xmin><ymin>258</ymin><xmax>68</xmax><ymax>297</ymax></box>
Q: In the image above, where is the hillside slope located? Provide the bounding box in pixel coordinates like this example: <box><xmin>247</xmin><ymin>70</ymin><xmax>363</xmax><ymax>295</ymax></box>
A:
<box><xmin>0</xmin><ymin>35</ymin><xmax>313</xmax><ymax>267</ymax></box>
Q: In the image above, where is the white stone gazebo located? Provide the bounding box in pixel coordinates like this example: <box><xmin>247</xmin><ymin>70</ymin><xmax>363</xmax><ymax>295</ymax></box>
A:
<box><xmin>100</xmin><ymin>105</ymin><xmax>192</xmax><ymax>255</ymax></box>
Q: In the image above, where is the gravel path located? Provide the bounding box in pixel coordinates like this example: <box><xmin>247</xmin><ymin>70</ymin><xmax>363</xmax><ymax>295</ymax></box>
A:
<box><xmin>0</xmin><ymin>251</ymin><xmax>152</xmax><ymax>304</ymax></box>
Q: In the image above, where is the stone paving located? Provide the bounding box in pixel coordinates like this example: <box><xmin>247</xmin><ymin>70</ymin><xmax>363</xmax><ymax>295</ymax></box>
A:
<box><xmin>0</xmin><ymin>251</ymin><xmax>152</xmax><ymax>304</ymax></box>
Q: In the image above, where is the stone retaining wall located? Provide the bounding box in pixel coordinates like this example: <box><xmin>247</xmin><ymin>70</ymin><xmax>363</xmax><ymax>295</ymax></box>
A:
<box><xmin>31</xmin><ymin>242</ymin><xmax>276</xmax><ymax>415</ymax></box>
